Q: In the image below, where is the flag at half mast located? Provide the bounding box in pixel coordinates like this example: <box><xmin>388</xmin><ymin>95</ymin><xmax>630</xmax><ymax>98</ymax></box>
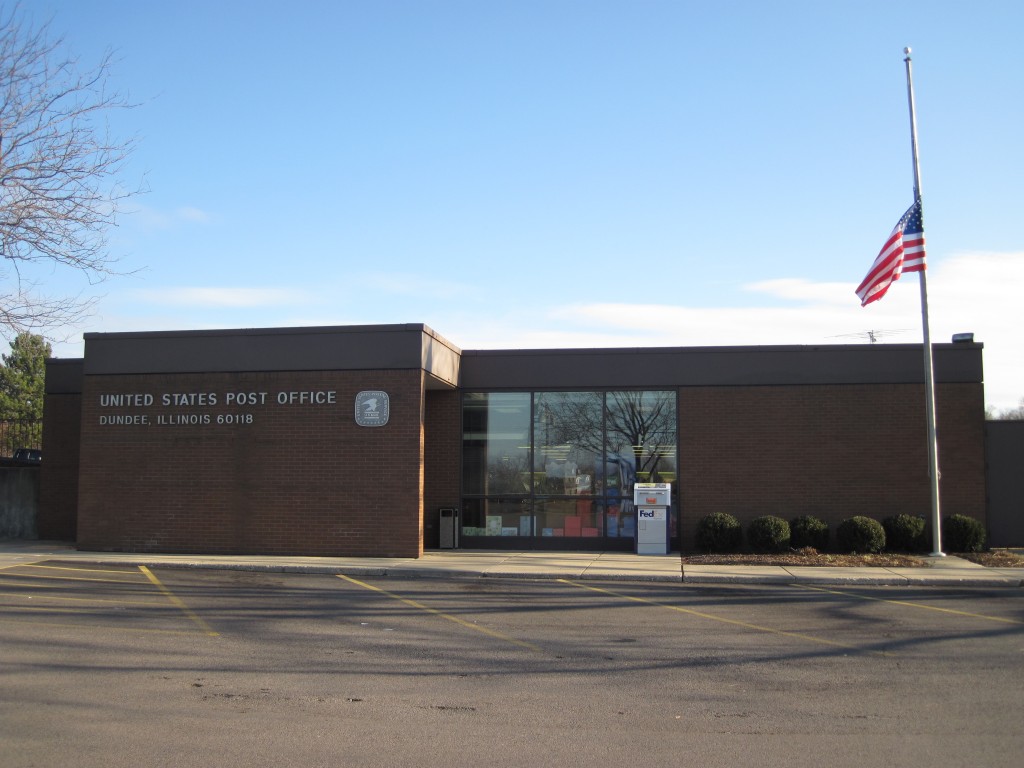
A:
<box><xmin>856</xmin><ymin>198</ymin><xmax>926</xmax><ymax>306</ymax></box>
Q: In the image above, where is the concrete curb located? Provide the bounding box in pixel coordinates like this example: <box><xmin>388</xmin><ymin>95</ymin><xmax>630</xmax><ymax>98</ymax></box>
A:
<box><xmin>1</xmin><ymin>542</ymin><xmax>1021</xmax><ymax>587</ymax></box>
<box><xmin>76</xmin><ymin>558</ymin><xmax>1024</xmax><ymax>587</ymax></box>
<box><xmin>681</xmin><ymin>572</ymin><xmax>1024</xmax><ymax>588</ymax></box>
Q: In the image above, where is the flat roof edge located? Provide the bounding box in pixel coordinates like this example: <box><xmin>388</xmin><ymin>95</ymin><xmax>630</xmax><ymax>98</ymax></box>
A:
<box><xmin>460</xmin><ymin>342</ymin><xmax>984</xmax><ymax>356</ymax></box>
<box><xmin>458</xmin><ymin>343</ymin><xmax>984</xmax><ymax>388</ymax></box>
<box><xmin>82</xmin><ymin>323</ymin><xmax>463</xmax><ymax>377</ymax></box>
<box><xmin>83</xmin><ymin>322</ymin><xmax>453</xmax><ymax>343</ymax></box>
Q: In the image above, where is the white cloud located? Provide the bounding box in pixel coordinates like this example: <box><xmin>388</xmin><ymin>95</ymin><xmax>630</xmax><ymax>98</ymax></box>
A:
<box><xmin>441</xmin><ymin>250</ymin><xmax>1024</xmax><ymax>410</ymax></box>
<box><xmin>361</xmin><ymin>272</ymin><xmax>472</xmax><ymax>300</ymax></box>
<box><xmin>48</xmin><ymin>251</ymin><xmax>1024</xmax><ymax>412</ymax></box>
<box><xmin>134</xmin><ymin>287</ymin><xmax>313</xmax><ymax>308</ymax></box>
<box><xmin>176</xmin><ymin>206</ymin><xmax>211</xmax><ymax>223</ymax></box>
<box><xmin>743</xmin><ymin>278</ymin><xmax>858</xmax><ymax>306</ymax></box>
<box><xmin>129</xmin><ymin>204</ymin><xmax>213</xmax><ymax>230</ymax></box>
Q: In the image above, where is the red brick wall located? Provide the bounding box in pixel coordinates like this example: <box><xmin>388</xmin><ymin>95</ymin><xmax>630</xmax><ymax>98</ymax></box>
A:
<box><xmin>39</xmin><ymin>392</ymin><xmax>81</xmax><ymax>540</ymax></box>
<box><xmin>77</xmin><ymin>369</ymin><xmax>425</xmax><ymax>557</ymax></box>
<box><xmin>677</xmin><ymin>383</ymin><xmax>986</xmax><ymax>550</ymax></box>
<box><xmin>423</xmin><ymin>389</ymin><xmax>462</xmax><ymax>547</ymax></box>
<box><xmin>56</xmin><ymin>371</ymin><xmax>990</xmax><ymax>555</ymax></box>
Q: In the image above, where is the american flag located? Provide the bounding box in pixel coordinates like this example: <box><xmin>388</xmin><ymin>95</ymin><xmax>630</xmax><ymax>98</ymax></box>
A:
<box><xmin>856</xmin><ymin>199</ymin><xmax>926</xmax><ymax>306</ymax></box>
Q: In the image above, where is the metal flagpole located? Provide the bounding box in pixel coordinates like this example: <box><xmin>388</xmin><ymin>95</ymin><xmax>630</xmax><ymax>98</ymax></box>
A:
<box><xmin>904</xmin><ymin>47</ymin><xmax>944</xmax><ymax>556</ymax></box>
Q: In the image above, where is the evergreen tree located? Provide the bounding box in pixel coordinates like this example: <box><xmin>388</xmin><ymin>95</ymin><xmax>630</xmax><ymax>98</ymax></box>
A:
<box><xmin>0</xmin><ymin>332</ymin><xmax>51</xmax><ymax>422</ymax></box>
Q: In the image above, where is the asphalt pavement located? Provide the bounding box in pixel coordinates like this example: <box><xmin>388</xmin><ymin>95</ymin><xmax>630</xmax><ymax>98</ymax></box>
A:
<box><xmin>1</xmin><ymin>539</ymin><xmax>1021</xmax><ymax>587</ymax></box>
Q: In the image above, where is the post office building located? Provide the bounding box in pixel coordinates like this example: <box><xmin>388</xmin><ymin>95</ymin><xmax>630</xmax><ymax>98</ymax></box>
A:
<box><xmin>39</xmin><ymin>323</ymin><xmax>987</xmax><ymax>557</ymax></box>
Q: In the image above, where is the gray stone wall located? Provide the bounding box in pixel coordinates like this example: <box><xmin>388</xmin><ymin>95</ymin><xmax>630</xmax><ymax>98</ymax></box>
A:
<box><xmin>0</xmin><ymin>467</ymin><xmax>40</xmax><ymax>539</ymax></box>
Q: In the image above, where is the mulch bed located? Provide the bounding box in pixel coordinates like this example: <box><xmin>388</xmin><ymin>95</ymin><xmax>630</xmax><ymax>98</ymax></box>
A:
<box><xmin>680</xmin><ymin>551</ymin><xmax>927</xmax><ymax>568</ymax></box>
<box><xmin>680</xmin><ymin>549</ymin><xmax>1024</xmax><ymax>568</ymax></box>
<box><xmin>956</xmin><ymin>550</ymin><xmax>1024</xmax><ymax>568</ymax></box>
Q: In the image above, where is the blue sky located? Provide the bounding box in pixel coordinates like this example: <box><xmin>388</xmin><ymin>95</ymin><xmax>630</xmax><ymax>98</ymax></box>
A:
<box><xmin>20</xmin><ymin>0</ymin><xmax>1024</xmax><ymax>409</ymax></box>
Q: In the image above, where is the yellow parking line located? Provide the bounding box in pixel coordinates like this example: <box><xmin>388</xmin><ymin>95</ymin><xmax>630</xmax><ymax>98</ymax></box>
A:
<box><xmin>0</xmin><ymin>590</ymin><xmax>167</xmax><ymax>607</ymax></box>
<box><xmin>796</xmin><ymin>584</ymin><xmax>1024</xmax><ymax>625</ymax></box>
<box><xmin>0</xmin><ymin>578</ymin><xmax>91</xmax><ymax>592</ymax></box>
<box><xmin>560</xmin><ymin>579</ymin><xmax>891</xmax><ymax>657</ymax></box>
<box><xmin>0</xmin><ymin>614</ymin><xmax>211</xmax><ymax>636</ymax></box>
<box><xmin>0</xmin><ymin>571</ymin><xmax>151</xmax><ymax>585</ymax></box>
<box><xmin>21</xmin><ymin>563</ymin><xmax>146</xmax><ymax>576</ymax></box>
<box><xmin>138</xmin><ymin>566</ymin><xmax>219</xmax><ymax>637</ymax></box>
<box><xmin>337</xmin><ymin>575</ymin><xmax>544</xmax><ymax>653</ymax></box>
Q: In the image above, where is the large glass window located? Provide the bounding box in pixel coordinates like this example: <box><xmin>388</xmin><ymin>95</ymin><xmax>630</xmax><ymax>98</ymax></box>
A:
<box><xmin>461</xmin><ymin>390</ymin><xmax>677</xmax><ymax>548</ymax></box>
<box><xmin>533</xmin><ymin>392</ymin><xmax>601</xmax><ymax>496</ymax></box>
<box><xmin>462</xmin><ymin>393</ymin><xmax>531</xmax><ymax>497</ymax></box>
<box><xmin>604</xmin><ymin>390</ymin><xmax>677</xmax><ymax>492</ymax></box>
<box><xmin>461</xmin><ymin>498</ymin><xmax>533</xmax><ymax>538</ymax></box>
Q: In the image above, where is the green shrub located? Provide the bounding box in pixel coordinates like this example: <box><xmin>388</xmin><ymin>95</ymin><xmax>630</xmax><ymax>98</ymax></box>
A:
<box><xmin>836</xmin><ymin>516</ymin><xmax>886</xmax><ymax>554</ymax></box>
<box><xmin>943</xmin><ymin>514</ymin><xmax>986</xmax><ymax>553</ymax></box>
<box><xmin>747</xmin><ymin>515</ymin><xmax>791</xmax><ymax>552</ymax></box>
<box><xmin>695</xmin><ymin>513</ymin><xmax>743</xmax><ymax>553</ymax></box>
<box><xmin>790</xmin><ymin>515</ymin><xmax>829</xmax><ymax>550</ymax></box>
<box><xmin>882</xmin><ymin>514</ymin><xmax>927</xmax><ymax>552</ymax></box>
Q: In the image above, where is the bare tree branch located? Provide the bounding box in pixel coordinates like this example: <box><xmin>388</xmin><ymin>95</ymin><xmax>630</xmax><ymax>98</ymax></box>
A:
<box><xmin>0</xmin><ymin>4</ymin><xmax>139</xmax><ymax>337</ymax></box>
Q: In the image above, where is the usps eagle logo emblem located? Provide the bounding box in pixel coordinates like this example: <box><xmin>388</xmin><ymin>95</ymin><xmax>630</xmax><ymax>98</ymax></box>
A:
<box><xmin>355</xmin><ymin>391</ymin><xmax>389</xmax><ymax>427</ymax></box>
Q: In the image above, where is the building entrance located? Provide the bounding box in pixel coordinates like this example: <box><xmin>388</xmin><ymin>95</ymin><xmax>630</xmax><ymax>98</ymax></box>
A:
<box><xmin>459</xmin><ymin>390</ymin><xmax>677</xmax><ymax>551</ymax></box>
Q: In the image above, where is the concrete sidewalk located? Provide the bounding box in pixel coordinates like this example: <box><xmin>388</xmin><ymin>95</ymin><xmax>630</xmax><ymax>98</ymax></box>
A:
<box><xmin>1</xmin><ymin>540</ymin><xmax>1022</xmax><ymax>587</ymax></box>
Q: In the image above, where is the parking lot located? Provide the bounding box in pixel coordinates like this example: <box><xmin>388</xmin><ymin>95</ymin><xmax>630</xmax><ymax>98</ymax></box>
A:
<box><xmin>2</xmin><ymin>561</ymin><xmax>1022</xmax><ymax>767</ymax></box>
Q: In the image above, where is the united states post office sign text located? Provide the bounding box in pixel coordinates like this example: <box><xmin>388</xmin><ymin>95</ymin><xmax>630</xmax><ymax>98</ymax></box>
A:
<box><xmin>95</xmin><ymin>389</ymin><xmax>339</xmax><ymax>427</ymax></box>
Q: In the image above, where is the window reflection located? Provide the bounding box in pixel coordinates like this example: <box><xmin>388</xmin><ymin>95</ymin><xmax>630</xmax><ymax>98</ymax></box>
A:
<box><xmin>533</xmin><ymin>392</ymin><xmax>601</xmax><ymax>495</ymax></box>
<box><xmin>461</xmin><ymin>390</ymin><xmax>676</xmax><ymax>545</ymax></box>
<box><xmin>462</xmin><ymin>392</ymin><xmax>531</xmax><ymax>496</ymax></box>
<box><xmin>605</xmin><ymin>390</ymin><xmax>677</xmax><ymax>494</ymax></box>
